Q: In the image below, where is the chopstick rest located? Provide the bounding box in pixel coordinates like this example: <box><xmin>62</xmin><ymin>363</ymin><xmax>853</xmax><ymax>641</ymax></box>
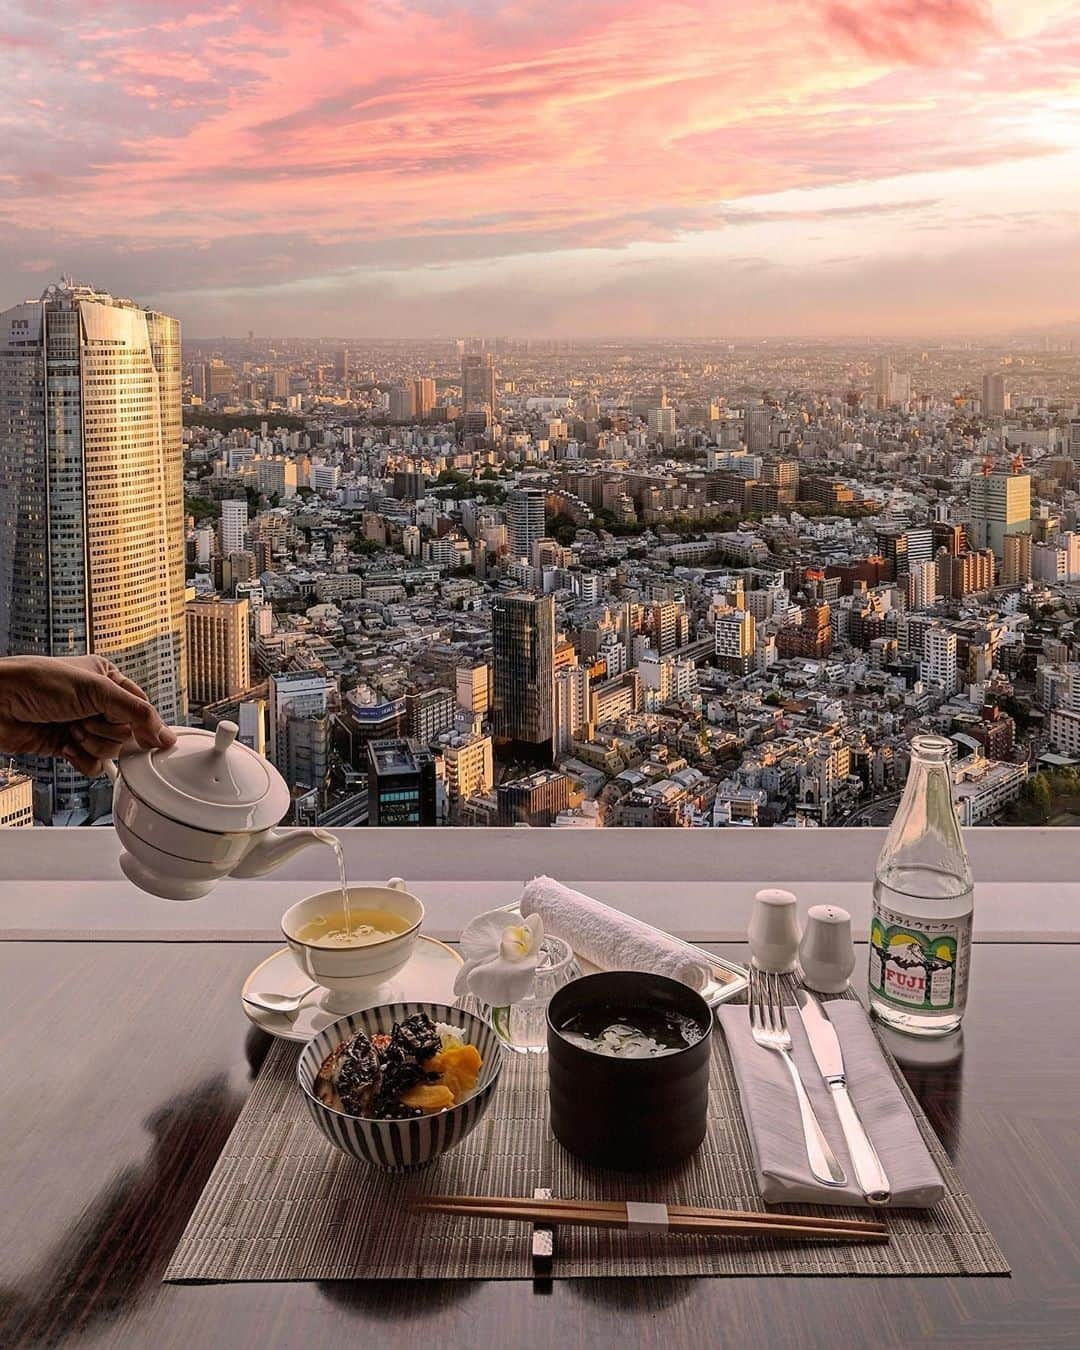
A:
<box><xmin>625</xmin><ymin>1201</ymin><xmax>670</xmax><ymax>1234</ymax></box>
<box><xmin>532</xmin><ymin>1187</ymin><xmax>554</xmax><ymax>1276</ymax></box>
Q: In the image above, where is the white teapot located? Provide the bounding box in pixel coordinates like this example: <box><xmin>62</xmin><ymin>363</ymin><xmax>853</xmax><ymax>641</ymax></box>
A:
<box><xmin>106</xmin><ymin>720</ymin><xmax>330</xmax><ymax>900</ymax></box>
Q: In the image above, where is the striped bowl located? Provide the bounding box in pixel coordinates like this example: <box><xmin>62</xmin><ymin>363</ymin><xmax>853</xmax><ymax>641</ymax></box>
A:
<box><xmin>297</xmin><ymin>1001</ymin><xmax>504</xmax><ymax>1170</ymax></box>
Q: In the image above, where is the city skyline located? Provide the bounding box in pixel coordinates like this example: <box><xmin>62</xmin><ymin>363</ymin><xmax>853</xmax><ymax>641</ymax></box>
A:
<box><xmin>3</xmin><ymin>2</ymin><xmax>1079</xmax><ymax>338</ymax></box>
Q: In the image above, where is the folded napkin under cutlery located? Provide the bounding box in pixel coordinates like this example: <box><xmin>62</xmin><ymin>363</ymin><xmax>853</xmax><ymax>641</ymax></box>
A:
<box><xmin>718</xmin><ymin>1000</ymin><xmax>945</xmax><ymax>1208</ymax></box>
<box><xmin>521</xmin><ymin>875</ymin><xmax>711</xmax><ymax>992</ymax></box>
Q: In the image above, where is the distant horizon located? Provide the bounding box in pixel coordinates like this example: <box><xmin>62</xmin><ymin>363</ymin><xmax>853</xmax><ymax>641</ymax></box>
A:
<box><xmin>5</xmin><ymin>278</ymin><xmax>1079</xmax><ymax>347</ymax></box>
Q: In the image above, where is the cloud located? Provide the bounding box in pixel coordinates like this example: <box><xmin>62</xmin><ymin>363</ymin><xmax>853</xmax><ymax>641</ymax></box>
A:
<box><xmin>823</xmin><ymin>0</ymin><xmax>998</xmax><ymax>64</ymax></box>
<box><xmin>0</xmin><ymin>0</ymin><xmax>1077</xmax><ymax>334</ymax></box>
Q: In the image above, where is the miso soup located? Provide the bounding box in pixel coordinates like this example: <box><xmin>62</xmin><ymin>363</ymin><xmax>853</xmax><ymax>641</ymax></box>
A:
<box><xmin>556</xmin><ymin>1003</ymin><xmax>706</xmax><ymax>1058</ymax></box>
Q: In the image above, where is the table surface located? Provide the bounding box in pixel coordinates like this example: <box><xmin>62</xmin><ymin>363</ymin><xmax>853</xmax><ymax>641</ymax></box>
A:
<box><xmin>1</xmin><ymin>934</ymin><xmax>1077</xmax><ymax>1350</ymax></box>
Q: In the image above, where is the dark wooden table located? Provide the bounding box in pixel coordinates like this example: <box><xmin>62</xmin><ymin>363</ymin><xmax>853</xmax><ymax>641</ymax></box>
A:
<box><xmin>1</xmin><ymin>937</ymin><xmax>1077</xmax><ymax>1350</ymax></box>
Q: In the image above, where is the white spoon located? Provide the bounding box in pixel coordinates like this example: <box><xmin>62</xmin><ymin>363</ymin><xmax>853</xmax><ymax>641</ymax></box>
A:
<box><xmin>243</xmin><ymin>982</ymin><xmax>319</xmax><ymax>1015</ymax></box>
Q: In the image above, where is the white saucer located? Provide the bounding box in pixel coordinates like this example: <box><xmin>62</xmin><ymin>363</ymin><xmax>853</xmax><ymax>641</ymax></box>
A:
<box><xmin>241</xmin><ymin>936</ymin><xmax>464</xmax><ymax>1043</ymax></box>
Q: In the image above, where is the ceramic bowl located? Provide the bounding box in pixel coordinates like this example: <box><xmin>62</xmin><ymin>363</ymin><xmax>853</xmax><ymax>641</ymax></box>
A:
<box><xmin>547</xmin><ymin>971</ymin><xmax>712</xmax><ymax>1170</ymax></box>
<box><xmin>297</xmin><ymin>1001</ymin><xmax>504</xmax><ymax>1169</ymax></box>
<box><xmin>281</xmin><ymin>880</ymin><xmax>424</xmax><ymax>1012</ymax></box>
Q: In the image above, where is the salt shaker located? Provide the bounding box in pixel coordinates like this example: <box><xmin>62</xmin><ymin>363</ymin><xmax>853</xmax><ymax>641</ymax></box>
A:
<box><xmin>748</xmin><ymin>888</ymin><xmax>801</xmax><ymax>973</ymax></box>
<box><xmin>798</xmin><ymin>904</ymin><xmax>855</xmax><ymax>993</ymax></box>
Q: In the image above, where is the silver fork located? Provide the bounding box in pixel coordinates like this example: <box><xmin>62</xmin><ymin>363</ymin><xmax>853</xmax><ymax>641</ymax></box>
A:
<box><xmin>748</xmin><ymin>965</ymin><xmax>847</xmax><ymax>1188</ymax></box>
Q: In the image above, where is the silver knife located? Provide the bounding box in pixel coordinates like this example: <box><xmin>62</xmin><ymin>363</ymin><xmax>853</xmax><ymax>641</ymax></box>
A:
<box><xmin>794</xmin><ymin>989</ymin><xmax>891</xmax><ymax>1206</ymax></box>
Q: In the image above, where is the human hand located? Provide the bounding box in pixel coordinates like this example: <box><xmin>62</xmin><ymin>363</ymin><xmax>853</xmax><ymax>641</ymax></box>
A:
<box><xmin>0</xmin><ymin>655</ymin><xmax>176</xmax><ymax>777</ymax></box>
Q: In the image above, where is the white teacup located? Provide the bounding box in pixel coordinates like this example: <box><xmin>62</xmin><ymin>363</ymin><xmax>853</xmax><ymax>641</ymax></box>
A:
<box><xmin>281</xmin><ymin>877</ymin><xmax>424</xmax><ymax>1013</ymax></box>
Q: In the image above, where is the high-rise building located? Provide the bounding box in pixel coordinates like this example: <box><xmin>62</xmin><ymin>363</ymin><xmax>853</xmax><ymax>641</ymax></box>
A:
<box><xmin>554</xmin><ymin>663</ymin><xmax>591</xmax><ymax>754</ymax></box>
<box><xmin>650</xmin><ymin>600</ymin><xmax>681</xmax><ymax>657</ymax></box>
<box><xmin>923</xmin><ymin>626</ymin><xmax>959</xmax><ymax>695</ymax></box>
<box><xmin>647</xmin><ymin>406</ymin><xmax>676</xmax><ymax>450</ymax></box>
<box><xmin>268</xmin><ymin>672</ymin><xmax>330</xmax><ymax>775</ymax></box>
<box><xmin>237</xmin><ymin>698</ymin><xmax>267</xmax><ymax>756</ymax></box>
<box><xmin>204</xmin><ymin>360</ymin><xmax>234</xmax><ymax>400</ymax></box>
<box><xmin>982</xmin><ymin>371</ymin><xmax>1008</xmax><ymax>417</ymax></box>
<box><xmin>185</xmin><ymin>597</ymin><xmax>250</xmax><ymax>705</ymax></box>
<box><xmin>1001</xmin><ymin>530</ymin><xmax>1032</xmax><ymax>586</ymax></box>
<box><xmin>906</xmin><ymin>561</ymin><xmax>938</xmax><ymax>611</ymax></box>
<box><xmin>388</xmin><ymin>384</ymin><xmax>415</xmax><ymax>421</ymax></box>
<box><xmin>492</xmin><ymin>592</ymin><xmax>555</xmax><ymax>764</ymax></box>
<box><xmin>442</xmin><ymin>732</ymin><xmax>494</xmax><ymax>805</ymax></box>
<box><xmin>776</xmin><ymin>603</ymin><xmax>832</xmax><ymax>659</ymax></box>
<box><xmin>334</xmin><ymin>348</ymin><xmax>349</xmax><ymax>383</ymax></box>
<box><xmin>461</xmin><ymin>351</ymin><xmax>497</xmax><ymax>414</ymax></box>
<box><xmin>0</xmin><ymin>281</ymin><xmax>186</xmax><ymax>817</ymax></box>
<box><xmin>0</xmin><ymin>767</ymin><xmax>33</xmax><ymax>827</ymax></box>
<box><xmin>969</xmin><ymin>472</ymin><xmax>1031</xmax><ymax>560</ymax></box>
<box><xmin>406</xmin><ymin>686</ymin><xmax>456</xmax><ymax>746</ymax></box>
<box><xmin>873</xmin><ymin>354</ymin><xmax>892</xmax><ymax>408</ymax></box>
<box><xmin>456</xmin><ymin>663</ymin><xmax>490</xmax><ymax>717</ymax></box>
<box><xmin>506</xmin><ymin>488</ymin><xmax>546</xmax><ymax>560</ymax></box>
<box><xmin>412</xmin><ymin>377</ymin><xmax>436</xmax><ymax>419</ymax></box>
<box><xmin>744</xmin><ymin>408</ymin><xmax>770</xmax><ymax>452</ymax></box>
<box><xmin>366</xmin><ymin>738</ymin><xmax>436</xmax><ymax>826</ymax></box>
<box><xmin>715</xmin><ymin>608</ymin><xmax>756</xmax><ymax>674</ymax></box>
<box><xmin>220</xmin><ymin>498</ymin><xmax>248</xmax><ymax>555</ymax></box>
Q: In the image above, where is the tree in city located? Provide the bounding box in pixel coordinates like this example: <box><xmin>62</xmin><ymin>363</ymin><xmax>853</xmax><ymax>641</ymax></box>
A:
<box><xmin>1020</xmin><ymin>772</ymin><xmax>1053</xmax><ymax>821</ymax></box>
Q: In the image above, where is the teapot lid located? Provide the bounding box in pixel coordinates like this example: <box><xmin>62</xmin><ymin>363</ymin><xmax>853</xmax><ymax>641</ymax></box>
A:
<box><xmin>118</xmin><ymin>722</ymin><xmax>291</xmax><ymax>832</ymax></box>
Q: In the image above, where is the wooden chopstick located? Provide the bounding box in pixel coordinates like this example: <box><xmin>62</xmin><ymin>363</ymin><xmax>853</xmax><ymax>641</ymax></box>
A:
<box><xmin>414</xmin><ymin>1194</ymin><xmax>887</xmax><ymax>1233</ymax></box>
<box><xmin>410</xmin><ymin>1195</ymin><xmax>888</xmax><ymax>1243</ymax></box>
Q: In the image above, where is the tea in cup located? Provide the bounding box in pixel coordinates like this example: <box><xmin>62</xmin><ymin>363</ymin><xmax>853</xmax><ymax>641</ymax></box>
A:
<box><xmin>281</xmin><ymin>878</ymin><xmax>424</xmax><ymax>1012</ymax></box>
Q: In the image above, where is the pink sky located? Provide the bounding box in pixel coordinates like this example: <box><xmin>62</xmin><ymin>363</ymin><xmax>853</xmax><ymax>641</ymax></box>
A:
<box><xmin>2</xmin><ymin>0</ymin><xmax>1079</xmax><ymax>335</ymax></box>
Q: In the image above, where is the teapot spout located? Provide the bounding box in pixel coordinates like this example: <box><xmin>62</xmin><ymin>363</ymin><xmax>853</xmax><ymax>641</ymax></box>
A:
<box><xmin>231</xmin><ymin>827</ymin><xmax>329</xmax><ymax>878</ymax></box>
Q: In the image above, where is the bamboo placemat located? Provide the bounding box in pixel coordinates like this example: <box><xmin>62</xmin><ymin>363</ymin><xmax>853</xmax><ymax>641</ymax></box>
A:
<box><xmin>165</xmin><ymin>1015</ymin><xmax>1008</xmax><ymax>1281</ymax></box>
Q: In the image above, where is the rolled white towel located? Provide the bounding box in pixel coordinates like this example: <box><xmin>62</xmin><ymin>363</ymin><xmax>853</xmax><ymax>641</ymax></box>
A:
<box><xmin>521</xmin><ymin>875</ymin><xmax>710</xmax><ymax>993</ymax></box>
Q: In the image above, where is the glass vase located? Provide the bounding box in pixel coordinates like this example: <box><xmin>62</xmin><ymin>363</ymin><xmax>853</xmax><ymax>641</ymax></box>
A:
<box><xmin>484</xmin><ymin>935</ymin><xmax>581</xmax><ymax>1054</ymax></box>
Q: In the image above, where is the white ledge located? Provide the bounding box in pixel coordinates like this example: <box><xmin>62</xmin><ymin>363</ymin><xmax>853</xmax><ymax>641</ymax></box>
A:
<box><xmin>0</xmin><ymin>827</ymin><xmax>1076</xmax><ymax>942</ymax></box>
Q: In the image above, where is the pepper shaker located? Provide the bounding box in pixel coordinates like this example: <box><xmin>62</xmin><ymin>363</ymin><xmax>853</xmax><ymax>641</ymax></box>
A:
<box><xmin>748</xmin><ymin>888</ymin><xmax>801</xmax><ymax>973</ymax></box>
<box><xmin>798</xmin><ymin>904</ymin><xmax>855</xmax><ymax>993</ymax></box>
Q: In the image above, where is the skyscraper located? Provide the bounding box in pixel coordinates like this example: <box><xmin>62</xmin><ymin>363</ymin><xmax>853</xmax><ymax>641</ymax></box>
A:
<box><xmin>0</xmin><ymin>280</ymin><xmax>186</xmax><ymax>817</ymax></box>
<box><xmin>969</xmin><ymin>472</ymin><xmax>1031</xmax><ymax>560</ymax></box>
<box><xmin>506</xmin><ymin>488</ymin><xmax>546</xmax><ymax>560</ymax></box>
<box><xmin>388</xmin><ymin>384</ymin><xmax>415</xmax><ymax>421</ymax></box>
<box><xmin>744</xmin><ymin>408</ymin><xmax>770</xmax><ymax>452</ymax></box>
<box><xmin>982</xmin><ymin>371</ymin><xmax>1007</xmax><ymax>417</ymax></box>
<box><xmin>334</xmin><ymin>348</ymin><xmax>349</xmax><ymax>383</ymax></box>
<box><xmin>462</xmin><ymin>351</ymin><xmax>497</xmax><ymax>414</ymax></box>
<box><xmin>220</xmin><ymin>498</ymin><xmax>248</xmax><ymax>555</ymax></box>
<box><xmin>873</xmin><ymin>354</ymin><xmax>892</xmax><ymax>408</ymax></box>
<box><xmin>412</xmin><ymin>377</ymin><xmax>436</xmax><ymax>419</ymax></box>
<box><xmin>492</xmin><ymin>592</ymin><xmax>555</xmax><ymax>764</ymax></box>
<box><xmin>185</xmin><ymin>596</ymin><xmax>250</xmax><ymax>705</ymax></box>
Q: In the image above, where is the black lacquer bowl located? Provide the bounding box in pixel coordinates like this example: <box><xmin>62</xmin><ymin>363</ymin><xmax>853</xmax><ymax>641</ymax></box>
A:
<box><xmin>546</xmin><ymin>971</ymin><xmax>712</xmax><ymax>1171</ymax></box>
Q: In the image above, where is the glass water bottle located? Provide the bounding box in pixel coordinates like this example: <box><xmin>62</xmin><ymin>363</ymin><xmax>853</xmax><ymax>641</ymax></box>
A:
<box><xmin>869</xmin><ymin>735</ymin><xmax>974</xmax><ymax>1037</ymax></box>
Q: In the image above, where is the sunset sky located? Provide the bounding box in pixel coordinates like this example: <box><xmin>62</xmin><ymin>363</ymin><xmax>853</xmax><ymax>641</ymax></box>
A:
<box><xmin>3</xmin><ymin>0</ymin><xmax>1079</xmax><ymax>337</ymax></box>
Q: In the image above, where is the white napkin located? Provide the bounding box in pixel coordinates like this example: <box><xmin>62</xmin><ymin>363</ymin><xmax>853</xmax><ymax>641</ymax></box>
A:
<box><xmin>520</xmin><ymin>875</ymin><xmax>711</xmax><ymax>992</ymax></box>
<box><xmin>717</xmin><ymin>1000</ymin><xmax>946</xmax><ymax>1208</ymax></box>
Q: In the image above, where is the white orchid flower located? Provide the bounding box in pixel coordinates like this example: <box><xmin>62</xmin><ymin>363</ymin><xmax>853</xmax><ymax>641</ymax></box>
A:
<box><xmin>453</xmin><ymin>909</ymin><xmax>545</xmax><ymax>1006</ymax></box>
